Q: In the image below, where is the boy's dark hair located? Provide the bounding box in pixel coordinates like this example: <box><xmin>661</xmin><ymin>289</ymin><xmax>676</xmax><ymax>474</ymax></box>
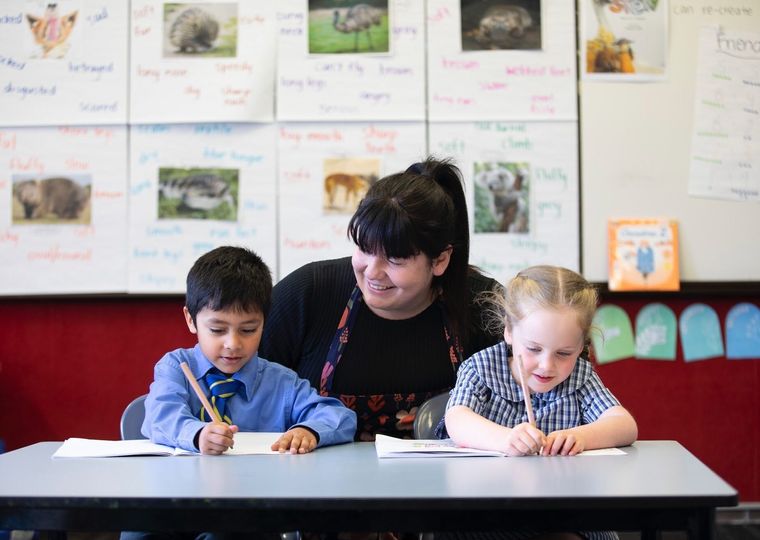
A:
<box><xmin>185</xmin><ymin>246</ymin><xmax>272</xmax><ymax>323</ymax></box>
<box><xmin>346</xmin><ymin>157</ymin><xmax>471</xmax><ymax>341</ymax></box>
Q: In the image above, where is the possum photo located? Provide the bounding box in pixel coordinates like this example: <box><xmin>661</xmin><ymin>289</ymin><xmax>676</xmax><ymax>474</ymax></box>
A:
<box><xmin>13</xmin><ymin>177</ymin><xmax>91</xmax><ymax>223</ymax></box>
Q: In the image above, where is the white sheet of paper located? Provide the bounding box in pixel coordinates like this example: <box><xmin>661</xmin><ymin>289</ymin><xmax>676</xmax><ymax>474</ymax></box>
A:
<box><xmin>375</xmin><ymin>435</ymin><xmax>627</xmax><ymax>458</ymax></box>
<box><xmin>375</xmin><ymin>435</ymin><xmax>505</xmax><ymax>458</ymax></box>
<box><xmin>276</xmin><ymin>0</ymin><xmax>425</xmax><ymax>121</ymax></box>
<box><xmin>0</xmin><ymin>125</ymin><xmax>128</xmax><ymax>294</ymax></box>
<box><xmin>52</xmin><ymin>432</ymin><xmax>286</xmax><ymax>458</ymax></box>
<box><xmin>52</xmin><ymin>438</ymin><xmax>179</xmax><ymax>458</ymax></box>
<box><xmin>689</xmin><ymin>25</ymin><xmax>760</xmax><ymax>202</ymax></box>
<box><xmin>277</xmin><ymin>122</ymin><xmax>427</xmax><ymax>279</ymax></box>
<box><xmin>130</xmin><ymin>2</ymin><xmax>275</xmax><ymax>122</ymax></box>
<box><xmin>430</xmin><ymin>121</ymin><xmax>580</xmax><ymax>285</ymax></box>
<box><xmin>128</xmin><ymin>122</ymin><xmax>277</xmax><ymax>293</ymax></box>
<box><xmin>0</xmin><ymin>0</ymin><xmax>129</xmax><ymax>126</ymax></box>
<box><xmin>224</xmin><ymin>432</ymin><xmax>283</xmax><ymax>455</ymax></box>
<box><xmin>427</xmin><ymin>0</ymin><xmax>577</xmax><ymax>121</ymax></box>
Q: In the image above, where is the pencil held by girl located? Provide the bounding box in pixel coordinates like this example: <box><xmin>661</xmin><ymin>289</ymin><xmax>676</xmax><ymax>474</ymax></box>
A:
<box><xmin>443</xmin><ymin>265</ymin><xmax>638</xmax><ymax>457</ymax></box>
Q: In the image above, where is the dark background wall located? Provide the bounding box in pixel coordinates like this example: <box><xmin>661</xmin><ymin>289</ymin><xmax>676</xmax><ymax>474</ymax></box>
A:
<box><xmin>0</xmin><ymin>293</ymin><xmax>757</xmax><ymax>500</ymax></box>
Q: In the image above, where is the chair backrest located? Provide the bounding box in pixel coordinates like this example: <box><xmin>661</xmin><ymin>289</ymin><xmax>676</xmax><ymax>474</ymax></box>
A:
<box><xmin>120</xmin><ymin>394</ymin><xmax>148</xmax><ymax>440</ymax></box>
<box><xmin>412</xmin><ymin>392</ymin><xmax>450</xmax><ymax>439</ymax></box>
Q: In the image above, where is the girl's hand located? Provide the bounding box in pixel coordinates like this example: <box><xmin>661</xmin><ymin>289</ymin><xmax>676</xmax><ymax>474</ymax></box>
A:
<box><xmin>542</xmin><ymin>429</ymin><xmax>585</xmax><ymax>456</ymax></box>
<box><xmin>504</xmin><ymin>422</ymin><xmax>545</xmax><ymax>456</ymax></box>
<box><xmin>271</xmin><ymin>427</ymin><xmax>318</xmax><ymax>454</ymax></box>
<box><xmin>199</xmin><ymin>422</ymin><xmax>238</xmax><ymax>455</ymax></box>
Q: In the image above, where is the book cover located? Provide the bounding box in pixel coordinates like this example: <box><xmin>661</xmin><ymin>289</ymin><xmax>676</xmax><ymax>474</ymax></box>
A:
<box><xmin>608</xmin><ymin>218</ymin><xmax>680</xmax><ymax>291</ymax></box>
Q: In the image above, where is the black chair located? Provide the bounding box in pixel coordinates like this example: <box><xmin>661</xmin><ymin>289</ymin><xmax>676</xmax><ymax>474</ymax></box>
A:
<box><xmin>120</xmin><ymin>394</ymin><xmax>147</xmax><ymax>440</ymax></box>
<box><xmin>412</xmin><ymin>392</ymin><xmax>449</xmax><ymax>439</ymax></box>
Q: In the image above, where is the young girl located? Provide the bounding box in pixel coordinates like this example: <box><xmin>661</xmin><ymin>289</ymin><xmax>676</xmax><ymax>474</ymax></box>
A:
<box><xmin>444</xmin><ymin>265</ymin><xmax>637</xmax><ymax>457</ymax></box>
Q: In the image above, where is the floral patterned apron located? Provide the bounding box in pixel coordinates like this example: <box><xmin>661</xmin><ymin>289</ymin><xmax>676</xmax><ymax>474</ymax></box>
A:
<box><xmin>320</xmin><ymin>285</ymin><xmax>463</xmax><ymax>441</ymax></box>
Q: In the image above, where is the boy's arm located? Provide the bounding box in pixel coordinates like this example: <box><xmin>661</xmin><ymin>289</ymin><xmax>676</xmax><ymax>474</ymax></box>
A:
<box><xmin>144</xmin><ymin>356</ymin><xmax>208</xmax><ymax>452</ymax></box>
<box><xmin>288</xmin><ymin>376</ymin><xmax>357</xmax><ymax>447</ymax></box>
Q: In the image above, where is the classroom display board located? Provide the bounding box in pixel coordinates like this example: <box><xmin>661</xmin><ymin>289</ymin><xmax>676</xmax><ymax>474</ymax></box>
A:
<box><xmin>0</xmin><ymin>0</ymin><xmax>579</xmax><ymax>294</ymax></box>
<box><xmin>580</xmin><ymin>0</ymin><xmax>760</xmax><ymax>282</ymax></box>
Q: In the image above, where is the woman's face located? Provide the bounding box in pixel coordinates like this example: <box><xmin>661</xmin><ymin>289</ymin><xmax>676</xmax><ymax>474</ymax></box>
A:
<box><xmin>351</xmin><ymin>247</ymin><xmax>451</xmax><ymax>320</ymax></box>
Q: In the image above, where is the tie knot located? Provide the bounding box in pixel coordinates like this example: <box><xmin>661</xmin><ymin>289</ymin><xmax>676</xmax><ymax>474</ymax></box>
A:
<box><xmin>206</xmin><ymin>369</ymin><xmax>243</xmax><ymax>398</ymax></box>
<box><xmin>200</xmin><ymin>368</ymin><xmax>243</xmax><ymax>424</ymax></box>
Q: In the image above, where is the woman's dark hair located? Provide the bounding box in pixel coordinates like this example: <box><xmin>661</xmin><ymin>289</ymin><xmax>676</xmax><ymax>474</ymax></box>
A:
<box><xmin>347</xmin><ymin>157</ymin><xmax>471</xmax><ymax>340</ymax></box>
<box><xmin>185</xmin><ymin>246</ymin><xmax>272</xmax><ymax>323</ymax></box>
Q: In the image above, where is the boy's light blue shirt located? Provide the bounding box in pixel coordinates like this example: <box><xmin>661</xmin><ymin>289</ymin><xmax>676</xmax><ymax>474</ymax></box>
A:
<box><xmin>143</xmin><ymin>344</ymin><xmax>357</xmax><ymax>452</ymax></box>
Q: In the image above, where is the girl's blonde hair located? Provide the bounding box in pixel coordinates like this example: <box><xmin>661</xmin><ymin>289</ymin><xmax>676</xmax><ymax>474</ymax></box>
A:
<box><xmin>482</xmin><ymin>265</ymin><xmax>598</xmax><ymax>338</ymax></box>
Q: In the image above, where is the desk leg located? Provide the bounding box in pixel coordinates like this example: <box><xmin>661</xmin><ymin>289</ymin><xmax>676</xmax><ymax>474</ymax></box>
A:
<box><xmin>641</xmin><ymin>529</ymin><xmax>659</xmax><ymax>540</ymax></box>
<box><xmin>687</xmin><ymin>509</ymin><xmax>716</xmax><ymax>540</ymax></box>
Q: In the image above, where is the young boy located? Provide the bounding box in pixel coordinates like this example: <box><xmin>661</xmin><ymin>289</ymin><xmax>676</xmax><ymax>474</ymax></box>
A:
<box><xmin>142</xmin><ymin>245</ymin><xmax>357</xmax><ymax>455</ymax></box>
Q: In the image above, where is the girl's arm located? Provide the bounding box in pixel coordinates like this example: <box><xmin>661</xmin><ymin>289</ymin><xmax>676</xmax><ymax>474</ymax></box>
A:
<box><xmin>543</xmin><ymin>405</ymin><xmax>638</xmax><ymax>456</ymax></box>
<box><xmin>445</xmin><ymin>405</ymin><xmax>545</xmax><ymax>457</ymax></box>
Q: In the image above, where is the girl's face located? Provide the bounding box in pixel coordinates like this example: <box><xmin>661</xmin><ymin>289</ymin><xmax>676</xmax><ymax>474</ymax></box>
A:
<box><xmin>504</xmin><ymin>306</ymin><xmax>585</xmax><ymax>394</ymax></box>
<box><xmin>351</xmin><ymin>247</ymin><xmax>450</xmax><ymax>320</ymax></box>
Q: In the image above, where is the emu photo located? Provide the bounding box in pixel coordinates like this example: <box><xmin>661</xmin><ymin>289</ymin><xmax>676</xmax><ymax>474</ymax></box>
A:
<box><xmin>308</xmin><ymin>0</ymin><xmax>390</xmax><ymax>54</ymax></box>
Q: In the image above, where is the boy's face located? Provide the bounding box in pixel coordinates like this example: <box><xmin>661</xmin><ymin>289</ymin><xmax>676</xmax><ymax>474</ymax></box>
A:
<box><xmin>504</xmin><ymin>307</ymin><xmax>584</xmax><ymax>394</ymax></box>
<box><xmin>183</xmin><ymin>305</ymin><xmax>264</xmax><ymax>375</ymax></box>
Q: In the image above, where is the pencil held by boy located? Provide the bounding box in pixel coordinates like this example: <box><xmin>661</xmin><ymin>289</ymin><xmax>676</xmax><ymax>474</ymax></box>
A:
<box><xmin>141</xmin><ymin>246</ymin><xmax>357</xmax><ymax>455</ymax></box>
<box><xmin>443</xmin><ymin>265</ymin><xmax>638</xmax><ymax>457</ymax></box>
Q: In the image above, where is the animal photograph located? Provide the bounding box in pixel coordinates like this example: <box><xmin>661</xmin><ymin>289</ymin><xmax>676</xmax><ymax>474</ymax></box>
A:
<box><xmin>473</xmin><ymin>161</ymin><xmax>530</xmax><ymax>234</ymax></box>
<box><xmin>24</xmin><ymin>2</ymin><xmax>80</xmax><ymax>59</ymax></box>
<box><xmin>162</xmin><ymin>3</ymin><xmax>238</xmax><ymax>58</ymax></box>
<box><xmin>308</xmin><ymin>0</ymin><xmax>390</xmax><ymax>54</ymax></box>
<box><xmin>322</xmin><ymin>157</ymin><xmax>379</xmax><ymax>214</ymax></box>
<box><xmin>12</xmin><ymin>174</ymin><xmax>92</xmax><ymax>225</ymax></box>
<box><xmin>461</xmin><ymin>0</ymin><xmax>542</xmax><ymax>51</ymax></box>
<box><xmin>158</xmin><ymin>167</ymin><xmax>238</xmax><ymax>221</ymax></box>
<box><xmin>584</xmin><ymin>0</ymin><xmax>661</xmax><ymax>75</ymax></box>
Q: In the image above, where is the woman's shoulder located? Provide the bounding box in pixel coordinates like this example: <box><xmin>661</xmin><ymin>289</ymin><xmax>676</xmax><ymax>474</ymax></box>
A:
<box><xmin>466</xmin><ymin>267</ymin><xmax>501</xmax><ymax>295</ymax></box>
<box><xmin>274</xmin><ymin>257</ymin><xmax>355</xmax><ymax>298</ymax></box>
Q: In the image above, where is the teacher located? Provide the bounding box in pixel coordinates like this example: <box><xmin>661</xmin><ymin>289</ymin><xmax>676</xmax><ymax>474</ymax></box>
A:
<box><xmin>260</xmin><ymin>158</ymin><xmax>501</xmax><ymax>440</ymax></box>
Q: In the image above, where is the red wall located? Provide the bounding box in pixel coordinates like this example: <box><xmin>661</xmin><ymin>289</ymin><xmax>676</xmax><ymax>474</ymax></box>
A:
<box><xmin>0</xmin><ymin>294</ymin><xmax>757</xmax><ymax>500</ymax></box>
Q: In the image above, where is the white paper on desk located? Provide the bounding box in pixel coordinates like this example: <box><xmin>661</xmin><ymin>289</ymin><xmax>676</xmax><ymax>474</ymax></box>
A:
<box><xmin>52</xmin><ymin>438</ymin><xmax>182</xmax><ymax>458</ymax></box>
<box><xmin>223</xmin><ymin>432</ymin><xmax>283</xmax><ymax>455</ymax></box>
<box><xmin>576</xmin><ymin>448</ymin><xmax>626</xmax><ymax>456</ymax></box>
<box><xmin>374</xmin><ymin>435</ymin><xmax>627</xmax><ymax>458</ymax></box>
<box><xmin>52</xmin><ymin>432</ymin><xmax>285</xmax><ymax>458</ymax></box>
<box><xmin>375</xmin><ymin>435</ymin><xmax>505</xmax><ymax>458</ymax></box>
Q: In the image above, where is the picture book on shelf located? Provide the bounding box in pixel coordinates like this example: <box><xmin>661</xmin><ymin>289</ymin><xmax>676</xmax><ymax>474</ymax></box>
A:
<box><xmin>608</xmin><ymin>218</ymin><xmax>680</xmax><ymax>291</ymax></box>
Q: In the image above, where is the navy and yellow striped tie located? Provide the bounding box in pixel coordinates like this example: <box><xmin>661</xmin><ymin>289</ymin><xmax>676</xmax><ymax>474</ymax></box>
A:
<box><xmin>200</xmin><ymin>368</ymin><xmax>243</xmax><ymax>425</ymax></box>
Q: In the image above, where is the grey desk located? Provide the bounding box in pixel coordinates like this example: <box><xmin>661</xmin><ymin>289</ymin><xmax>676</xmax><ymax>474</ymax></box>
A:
<box><xmin>0</xmin><ymin>441</ymin><xmax>736</xmax><ymax>539</ymax></box>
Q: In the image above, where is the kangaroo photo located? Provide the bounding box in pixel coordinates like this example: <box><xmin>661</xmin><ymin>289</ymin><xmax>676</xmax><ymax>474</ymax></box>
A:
<box><xmin>322</xmin><ymin>157</ymin><xmax>379</xmax><ymax>214</ymax></box>
<box><xmin>12</xmin><ymin>174</ymin><xmax>92</xmax><ymax>225</ymax></box>
<box><xmin>308</xmin><ymin>0</ymin><xmax>390</xmax><ymax>54</ymax></box>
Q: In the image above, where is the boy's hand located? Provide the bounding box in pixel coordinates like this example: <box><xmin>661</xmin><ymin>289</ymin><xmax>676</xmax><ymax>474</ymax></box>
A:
<box><xmin>199</xmin><ymin>422</ymin><xmax>238</xmax><ymax>455</ymax></box>
<box><xmin>271</xmin><ymin>427</ymin><xmax>317</xmax><ymax>454</ymax></box>
<box><xmin>542</xmin><ymin>429</ymin><xmax>584</xmax><ymax>456</ymax></box>
<box><xmin>504</xmin><ymin>422</ymin><xmax>546</xmax><ymax>457</ymax></box>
